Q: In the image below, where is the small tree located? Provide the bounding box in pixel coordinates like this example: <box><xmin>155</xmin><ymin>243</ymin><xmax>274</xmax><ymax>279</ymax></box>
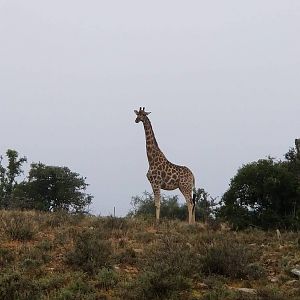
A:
<box><xmin>129</xmin><ymin>191</ymin><xmax>156</xmax><ymax>218</ymax></box>
<box><xmin>0</xmin><ymin>150</ymin><xmax>27</xmax><ymax>208</ymax></box>
<box><xmin>218</xmin><ymin>154</ymin><xmax>300</xmax><ymax>230</ymax></box>
<box><xmin>193</xmin><ymin>188</ymin><xmax>218</xmax><ymax>223</ymax></box>
<box><xmin>15</xmin><ymin>163</ymin><xmax>92</xmax><ymax>213</ymax></box>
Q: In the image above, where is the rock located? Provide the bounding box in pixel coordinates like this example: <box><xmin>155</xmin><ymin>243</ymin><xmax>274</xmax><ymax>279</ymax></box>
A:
<box><xmin>197</xmin><ymin>282</ymin><xmax>208</xmax><ymax>289</ymax></box>
<box><xmin>133</xmin><ymin>248</ymin><xmax>143</xmax><ymax>254</ymax></box>
<box><xmin>47</xmin><ymin>267</ymin><xmax>55</xmax><ymax>272</ymax></box>
<box><xmin>186</xmin><ymin>242</ymin><xmax>193</xmax><ymax>249</ymax></box>
<box><xmin>229</xmin><ymin>287</ymin><xmax>257</xmax><ymax>295</ymax></box>
<box><xmin>124</xmin><ymin>266</ymin><xmax>138</xmax><ymax>274</ymax></box>
<box><xmin>291</xmin><ymin>268</ymin><xmax>300</xmax><ymax>277</ymax></box>
<box><xmin>285</xmin><ymin>280</ymin><xmax>298</xmax><ymax>287</ymax></box>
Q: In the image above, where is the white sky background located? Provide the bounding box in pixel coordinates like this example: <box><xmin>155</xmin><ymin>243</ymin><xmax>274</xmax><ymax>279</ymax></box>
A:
<box><xmin>0</xmin><ymin>1</ymin><xmax>299</xmax><ymax>216</ymax></box>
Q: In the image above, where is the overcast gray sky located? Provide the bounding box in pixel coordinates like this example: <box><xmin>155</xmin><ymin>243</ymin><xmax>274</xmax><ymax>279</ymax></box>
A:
<box><xmin>1</xmin><ymin>1</ymin><xmax>299</xmax><ymax>216</ymax></box>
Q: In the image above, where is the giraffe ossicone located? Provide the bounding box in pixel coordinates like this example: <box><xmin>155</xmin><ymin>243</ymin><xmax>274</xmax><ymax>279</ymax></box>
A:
<box><xmin>134</xmin><ymin>107</ymin><xmax>196</xmax><ymax>224</ymax></box>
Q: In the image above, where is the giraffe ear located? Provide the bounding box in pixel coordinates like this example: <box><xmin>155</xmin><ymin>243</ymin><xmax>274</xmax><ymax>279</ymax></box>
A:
<box><xmin>145</xmin><ymin>111</ymin><xmax>151</xmax><ymax>115</ymax></box>
<box><xmin>134</xmin><ymin>110</ymin><xmax>139</xmax><ymax>115</ymax></box>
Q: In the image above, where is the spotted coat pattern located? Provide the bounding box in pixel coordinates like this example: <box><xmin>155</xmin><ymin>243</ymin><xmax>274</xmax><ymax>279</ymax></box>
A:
<box><xmin>135</xmin><ymin>107</ymin><xmax>196</xmax><ymax>224</ymax></box>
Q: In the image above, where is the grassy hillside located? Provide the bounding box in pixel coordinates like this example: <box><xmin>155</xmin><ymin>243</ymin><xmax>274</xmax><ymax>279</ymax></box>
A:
<box><xmin>0</xmin><ymin>210</ymin><xmax>300</xmax><ymax>299</ymax></box>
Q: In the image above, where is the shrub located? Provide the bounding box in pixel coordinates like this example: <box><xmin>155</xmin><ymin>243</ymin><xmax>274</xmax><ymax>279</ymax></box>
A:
<box><xmin>134</xmin><ymin>231</ymin><xmax>155</xmax><ymax>243</ymax></box>
<box><xmin>119</xmin><ymin>270</ymin><xmax>191</xmax><ymax>300</ymax></box>
<box><xmin>37</xmin><ymin>273</ymin><xmax>65</xmax><ymax>292</ymax></box>
<box><xmin>143</xmin><ymin>236</ymin><xmax>195</xmax><ymax>276</ymax></box>
<box><xmin>95</xmin><ymin>268</ymin><xmax>119</xmax><ymax>290</ymax></box>
<box><xmin>0</xmin><ymin>248</ymin><xmax>14</xmax><ymax>267</ymax></box>
<box><xmin>101</xmin><ymin>216</ymin><xmax>129</xmax><ymax>230</ymax></box>
<box><xmin>2</xmin><ymin>212</ymin><xmax>36</xmax><ymax>241</ymax></box>
<box><xmin>201</xmin><ymin>285</ymin><xmax>235</xmax><ymax>300</ymax></box>
<box><xmin>66</xmin><ymin>229</ymin><xmax>112</xmax><ymax>274</ymax></box>
<box><xmin>117</xmin><ymin>247</ymin><xmax>137</xmax><ymax>265</ymax></box>
<box><xmin>198</xmin><ymin>238</ymin><xmax>254</xmax><ymax>279</ymax></box>
<box><xmin>21</xmin><ymin>258</ymin><xmax>42</xmax><ymax>271</ymax></box>
<box><xmin>36</xmin><ymin>239</ymin><xmax>53</xmax><ymax>252</ymax></box>
<box><xmin>257</xmin><ymin>286</ymin><xmax>286</xmax><ymax>300</ymax></box>
<box><xmin>19</xmin><ymin>245</ymin><xmax>51</xmax><ymax>272</ymax></box>
<box><xmin>54</xmin><ymin>273</ymin><xmax>97</xmax><ymax>300</ymax></box>
<box><xmin>0</xmin><ymin>271</ymin><xmax>40</xmax><ymax>300</ymax></box>
<box><xmin>54</xmin><ymin>229</ymin><xmax>73</xmax><ymax>246</ymax></box>
<box><xmin>244</xmin><ymin>262</ymin><xmax>266</xmax><ymax>280</ymax></box>
<box><xmin>119</xmin><ymin>235</ymin><xmax>193</xmax><ymax>299</ymax></box>
<box><xmin>43</xmin><ymin>211</ymin><xmax>72</xmax><ymax>228</ymax></box>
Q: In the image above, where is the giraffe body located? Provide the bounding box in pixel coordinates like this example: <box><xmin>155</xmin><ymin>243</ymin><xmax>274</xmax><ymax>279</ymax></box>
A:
<box><xmin>135</xmin><ymin>107</ymin><xmax>196</xmax><ymax>224</ymax></box>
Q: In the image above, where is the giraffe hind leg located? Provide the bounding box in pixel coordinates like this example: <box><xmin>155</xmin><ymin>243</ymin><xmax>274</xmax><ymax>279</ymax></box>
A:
<box><xmin>180</xmin><ymin>187</ymin><xmax>195</xmax><ymax>224</ymax></box>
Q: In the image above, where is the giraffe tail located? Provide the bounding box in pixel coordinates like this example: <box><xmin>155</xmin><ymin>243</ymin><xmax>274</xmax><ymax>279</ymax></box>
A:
<box><xmin>192</xmin><ymin>176</ymin><xmax>196</xmax><ymax>215</ymax></box>
<box><xmin>192</xmin><ymin>192</ymin><xmax>196</xmax><ymax>215</ymax></box>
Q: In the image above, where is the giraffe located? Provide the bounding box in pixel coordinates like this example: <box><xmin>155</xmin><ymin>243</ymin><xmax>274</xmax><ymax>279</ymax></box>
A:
<box><xmin>134</xmin><ymin>107</ymin><xmax>196</xmax><ymax>224</ymax></box>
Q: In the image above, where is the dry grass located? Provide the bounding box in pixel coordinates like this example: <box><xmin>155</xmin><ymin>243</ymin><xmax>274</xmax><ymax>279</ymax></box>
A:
<box><xmin>0</xmin><ymin>210</ymin><xmax>299</xmax><ymax>299</ymax></box>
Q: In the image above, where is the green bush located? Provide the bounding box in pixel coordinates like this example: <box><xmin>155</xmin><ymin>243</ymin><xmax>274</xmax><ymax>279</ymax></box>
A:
<box><xmin>66</xmin><ymin>229</ymin><xmax>112</xmax><ymax>274</ymax></box>
<box><xmin>244</xmin><ymin>262</ymin><xmax>266</xmax><ymax>280</ymax></box>
<box><xmin>201</xmin><ymin>285</ymin><xmax>235</xmax><ymax>300</ymax></box>
<box><xmin>0</xmin><ymin>271</ymin><xmax>40</xmax><ymax>300</ymax></box>
<box><xmin>198</xmin><ymin>238</ymin><xmax>255</xmax><ymax>279</ymax></box>
<box><xmin>36</xmin><ymin>274</ymin><xmax>66</xmax><ymax>294</ymax></box>
<box><xmin>119</xmin><ymin>235</ymin><xmax>193</xmax><ymax>299</ymax></box>
<box><xmin>96</xmin><ymin>267</ymin><xmax>119</xmax><ymax>290</ymax></box>
<box><xmin>54</xmin><ymin>273</ymin><xmax>97</xmax><ymax>300</ymax></box>
<box><xmin>122</xmin><ymin>271</ymin><xmax>191</xmax><ymax>300</ymax></box>
<box><xmin>21</xmin><ymin>258</ymin><xmax>42</xmax><ymax>271</ymax></box>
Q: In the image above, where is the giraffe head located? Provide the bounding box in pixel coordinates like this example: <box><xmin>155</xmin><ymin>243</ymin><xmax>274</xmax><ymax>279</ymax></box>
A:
<box><xmin>134</xmin><ymin>107</ymin><xmax>151</xmax><ymax>123</ymax></box>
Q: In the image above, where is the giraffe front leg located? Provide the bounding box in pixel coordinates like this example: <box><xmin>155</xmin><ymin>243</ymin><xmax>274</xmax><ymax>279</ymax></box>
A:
<box><xmin>151</xmin><ymin>185</ymin><xmax>161</xmax><ymax>224</ymax></box>
<box><xmin>147</xmin><ymin>171</ymin><xmax>162</xmax><ymax>224</ymax></box>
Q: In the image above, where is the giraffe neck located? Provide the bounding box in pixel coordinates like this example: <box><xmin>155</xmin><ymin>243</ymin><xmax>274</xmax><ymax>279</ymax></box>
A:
<box><xmin>143</xmin><ymin>117</ymin><xmax>166</xmax><ymax>165</ymax></box>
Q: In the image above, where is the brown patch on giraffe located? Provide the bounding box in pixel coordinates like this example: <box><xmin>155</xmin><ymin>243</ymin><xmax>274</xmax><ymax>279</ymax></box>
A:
<box><xmin>135</xmin><ymin>108</ymin><xmax>196</xmax><ymax>224</ymax></box>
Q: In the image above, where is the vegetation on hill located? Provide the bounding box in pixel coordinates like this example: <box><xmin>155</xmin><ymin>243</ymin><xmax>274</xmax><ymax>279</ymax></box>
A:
<box><xmin>0</xmin><ymin>211</ymin><xmax>300</xmax><ymax>299</ymax></box>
